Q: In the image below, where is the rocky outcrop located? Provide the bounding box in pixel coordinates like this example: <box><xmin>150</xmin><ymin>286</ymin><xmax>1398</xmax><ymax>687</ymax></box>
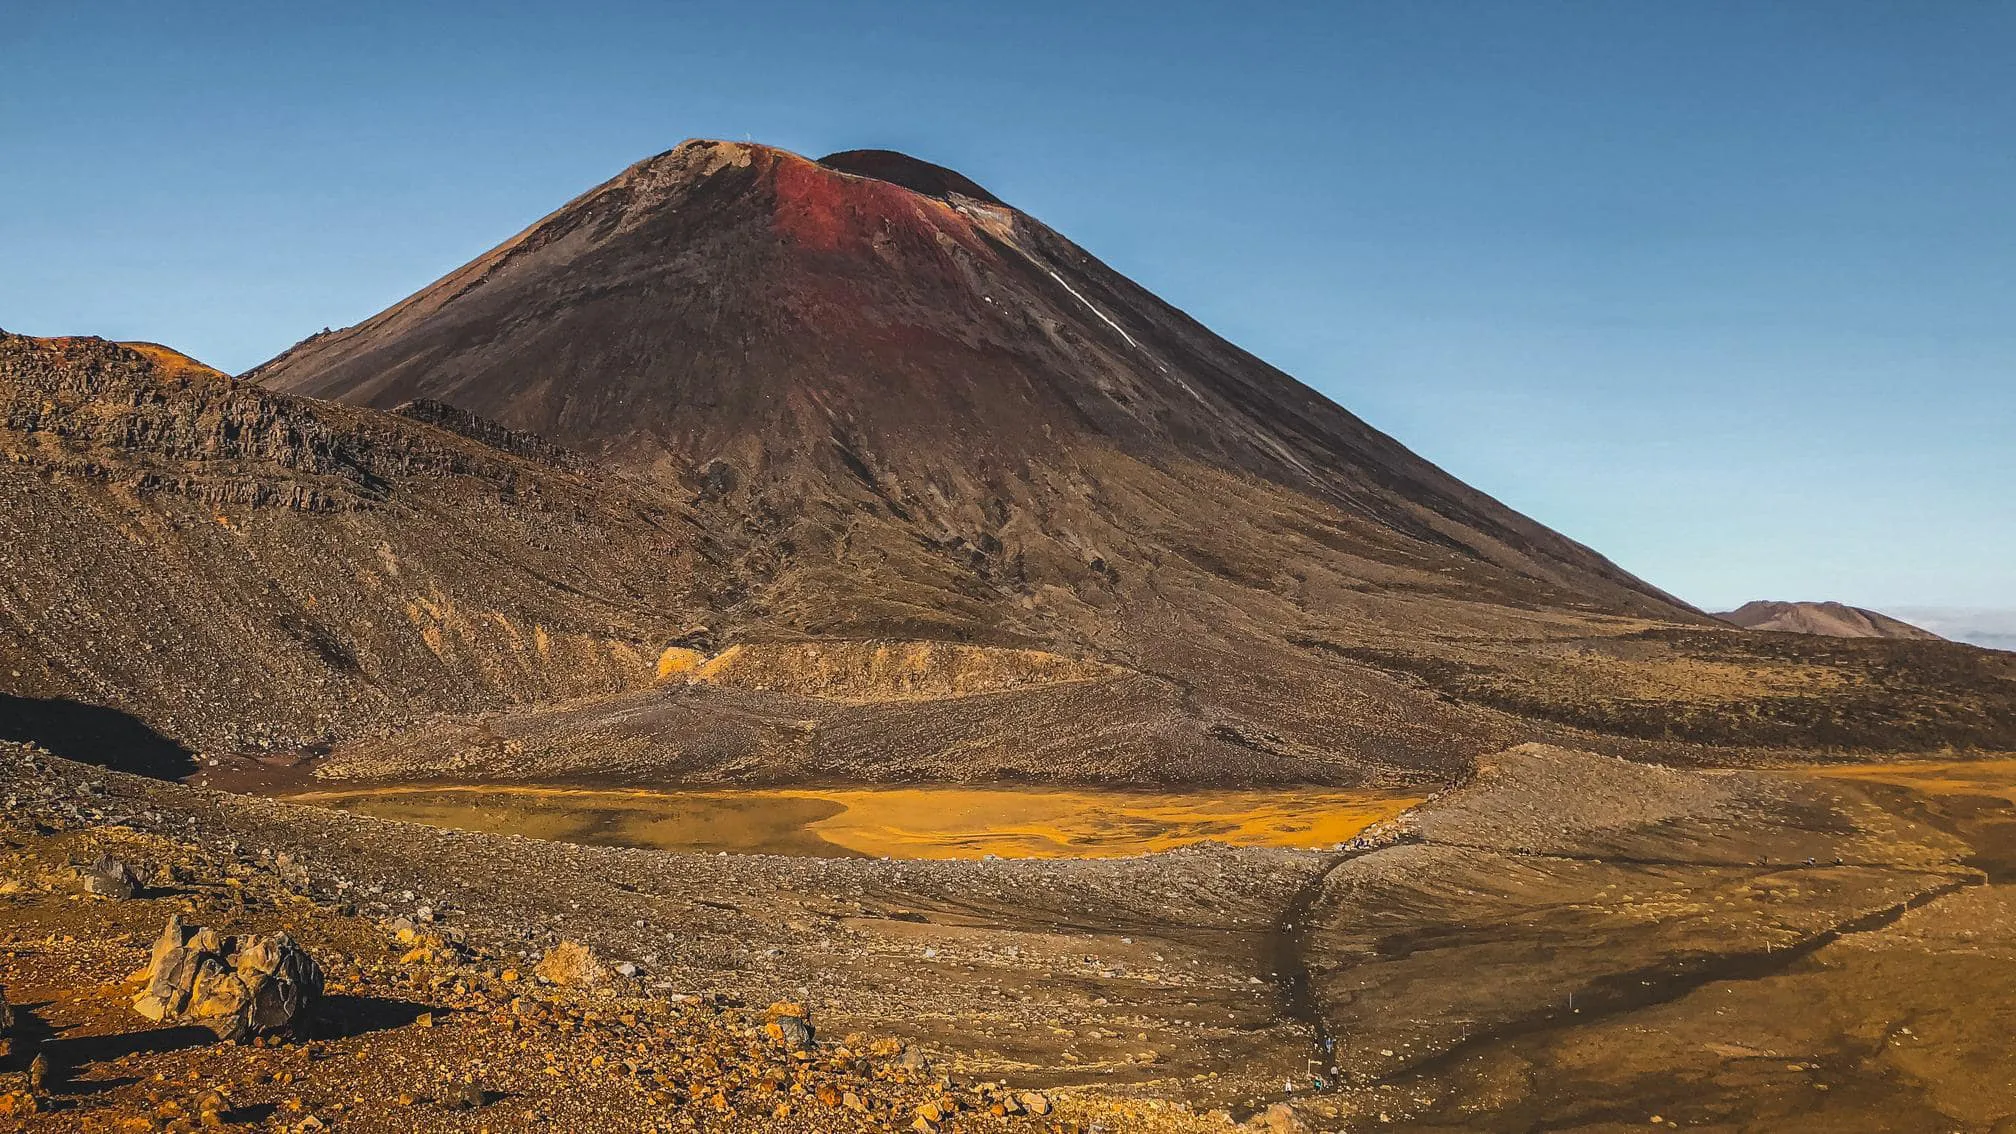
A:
<box><xmin>392</xmin><ymin>398</ymin><xmax>583</xmax><ymax>471</ymax></box>
<box><xmin>0</xmin><ymin>329</ymin><xmax>712</xmax><ymax>761</ymax></box>
<box><xmin>0</xmin><ymin>332</ymin><xmax>577</xmax><ymax>513</ymax></box>
<box><xmin>133</xmin><ymin>915</ymin><xmax>325</xmax><ymax>1040</ymax></box>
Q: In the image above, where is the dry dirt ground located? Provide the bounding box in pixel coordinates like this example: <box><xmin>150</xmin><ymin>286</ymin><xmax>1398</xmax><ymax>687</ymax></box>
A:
<box><xmin>4</xmin><ymin>742</ymin><xmax>2015</xmax><ymax>1132</ymax></box>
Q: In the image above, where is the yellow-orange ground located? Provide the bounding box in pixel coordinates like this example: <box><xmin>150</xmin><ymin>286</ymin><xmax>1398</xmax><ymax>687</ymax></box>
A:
<box><xmin>1806</xmin><ymin>756</ymin><xmax>2016</xmax><ymax>803</ymax></box>
<box><xmin>284</xmin><ymin>785</ymin><xmax>1420</xmax><ymax>860</ymax></box>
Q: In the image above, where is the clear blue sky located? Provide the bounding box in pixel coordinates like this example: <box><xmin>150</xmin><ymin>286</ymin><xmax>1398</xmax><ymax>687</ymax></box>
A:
<box><xmin>3</xmin><ymin>1</ymin><xmax>2011</xmax><ymax>644</ymax></box>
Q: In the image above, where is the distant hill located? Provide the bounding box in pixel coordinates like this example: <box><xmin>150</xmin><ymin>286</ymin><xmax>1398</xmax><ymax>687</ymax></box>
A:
<box><xmin>1718</xmin><ymin>600</ymin><xmax>1944</xmax><ymax>641</ymax></box>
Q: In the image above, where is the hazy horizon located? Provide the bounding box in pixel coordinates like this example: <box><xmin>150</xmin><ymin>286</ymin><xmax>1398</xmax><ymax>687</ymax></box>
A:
<box><xmin>3</xmin><ymin>1</ymin><xmax>2009</xmax><ymax>634</ymax></box>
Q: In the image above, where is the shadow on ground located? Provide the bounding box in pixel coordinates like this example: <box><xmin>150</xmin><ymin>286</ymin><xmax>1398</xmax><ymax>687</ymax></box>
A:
<box><xmin>313</xmin><ymin>995</ymin><xmax>436</xmax><ymax>1040</ymax></box>
<box><xmin>8</xmin><ymin>1001</ymin><xmax>217</xmax><ymax>1085</ymax></box>
<box><xmin>0</xmin><ymin>693</ymin><xmax>196</xmax><ymax>778</ymax></box>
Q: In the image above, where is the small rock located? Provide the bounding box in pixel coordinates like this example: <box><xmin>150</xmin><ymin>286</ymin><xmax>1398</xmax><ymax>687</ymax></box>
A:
<box><xmin>396</xmin><ymin>930</ymin><xmax>464</xmax><ymax>966</ymax></box>
<box><xmin>765</xmin><ymin>1001</ymin><xmax>814</xmax><ymax>1049</ymax></box>
<box><xmin>442</xmin><ymin>1081</ymin><xmax>488</xmax><ymax>1110</ymax></box>
<box><xmin>85</xmin><ymin>853</ymin><xmax>140</xmax><ymax>898</ymax></box>
<box><xmin>197</xmin><ymin>1088</ymin><xmax>233</xmax><ymax>1127</ymax></box>
<box><xmin>533</xmin><ymin>940</ymin><xmax>604</xmax><ymax>986</ymax></box>
<box><xmin>1018</xmin><ymin>1090</ymin><xmax>1051</xmax><ymax>1116</ymax></box>
<box><xmin>768</xmin><ymin>1014</ymin><xmax>814</xmax><ymax>1050</ymax></box>
<box><xmin>614</xmin><ymin>961</ymin><xmax>640</xmax><ymax>979</ymax></box>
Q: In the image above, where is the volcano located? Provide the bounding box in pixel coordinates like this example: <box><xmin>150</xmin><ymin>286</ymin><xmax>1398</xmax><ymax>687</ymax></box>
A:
<box><xmin>251</xmin><ymin>141</ymin><xmax>1675</xmax><ymax>618</ymax></box>
<box><xmin>11</xmin><ymin>142</ymin><xmax>2012</xmax><ymax>784</ymax></box>
<box><xmin>235</xmin><ymin>142</ymin><xmax>2016</xmax><ymax>778</ymax></box>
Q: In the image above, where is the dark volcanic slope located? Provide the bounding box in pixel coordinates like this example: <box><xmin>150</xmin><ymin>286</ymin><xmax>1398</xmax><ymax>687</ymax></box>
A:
<box><xmin>249</xmin><ymin>140</ymin><xmax>1681</xmax><ymax>621</ymax></box>
<box><xmin>1718</xmin><ymin>599</ymin><xmax>1944</xmax><ymax>641</ymax></box>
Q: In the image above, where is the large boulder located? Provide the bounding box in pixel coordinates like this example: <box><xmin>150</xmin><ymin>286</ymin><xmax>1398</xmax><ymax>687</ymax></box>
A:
<box><xmin>133</xmin><ymin>915</ymin><xmax>324</xmax><ymax>1040</ymax></box>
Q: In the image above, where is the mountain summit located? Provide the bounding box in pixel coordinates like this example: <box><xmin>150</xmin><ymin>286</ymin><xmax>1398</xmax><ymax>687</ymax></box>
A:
<box><xmin>815</xmin><ymin>148</ymin><xmax>1007</xmax><ymax>204</ymax></box>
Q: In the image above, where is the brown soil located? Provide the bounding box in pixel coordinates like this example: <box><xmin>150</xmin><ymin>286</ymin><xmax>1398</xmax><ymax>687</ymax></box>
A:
<box><xmin>7</xmin><ymin>741</ymin><xmax>2016</xmax><ymax>1131</ymax></box>
<box><xmin>0</xmin><ymin>742</ymin><xmax>1322</xmax><ymax>1131</ymax></box>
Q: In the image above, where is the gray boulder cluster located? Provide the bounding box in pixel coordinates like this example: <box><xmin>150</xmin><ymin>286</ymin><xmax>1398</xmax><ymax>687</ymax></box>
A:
<box><xmin>133</xmin><ymin>915</ymin><xmax>325</xmax><ymax>1040</ymax></box>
